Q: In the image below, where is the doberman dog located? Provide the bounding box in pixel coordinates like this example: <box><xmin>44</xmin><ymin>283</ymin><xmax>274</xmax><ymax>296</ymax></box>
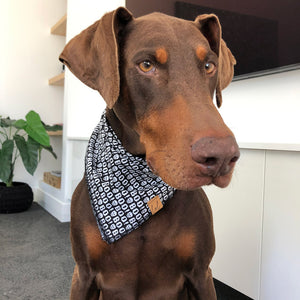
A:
<box><xmin>59</xmin><ymin>7</ymin><xmax>240</xmax><ymax>300</ymax></box>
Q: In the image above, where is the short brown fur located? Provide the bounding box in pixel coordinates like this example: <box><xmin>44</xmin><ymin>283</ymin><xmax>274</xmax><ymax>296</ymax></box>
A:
<box><xmin>84</xmin><ymin>225</ymin><xmax>108</xmax><ymax>263</ymax></box>
<box><xmin>60</xmin><ymin>7</ymin><xmax>239</xmax><ymax>300</ymax></box>
<box><xmin>175</xmin><ymin>231</ymin><xmax>196</xmax><ymax>259</ymax></box>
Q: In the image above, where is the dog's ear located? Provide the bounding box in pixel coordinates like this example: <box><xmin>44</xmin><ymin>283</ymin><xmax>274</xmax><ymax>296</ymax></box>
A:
<box><xmin>59</xmin><ymin>7</ymin><xmax>133</xmax><ymax>109</ymax></box>
<box><xmin>195</xmin><ymin>14</ymin><xmax>236</xmax><ymax>107</ymax></box>
<box><xmin>217</xmin><ymin>39</ymin><xmax>236</xmax><ymax>107</ymax></box>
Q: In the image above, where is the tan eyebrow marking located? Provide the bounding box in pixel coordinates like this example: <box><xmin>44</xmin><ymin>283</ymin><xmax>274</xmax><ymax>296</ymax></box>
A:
<box><xmin>196</xmin><ymin>46</ymin><xmax>208</xmax><ymax>61</ymax></box>
<box><xmin>155</xmin><ymin>47</ymin><xmax>168</xmax><ymax>64</ymax></box>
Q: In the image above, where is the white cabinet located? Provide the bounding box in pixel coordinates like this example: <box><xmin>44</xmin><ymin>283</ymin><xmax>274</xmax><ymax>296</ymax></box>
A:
<box><xmin>260</xmin><ymin>151</ymin><xmax>300</xmax><ymax>300</ymax></box>
<box><xmin>205</xmin><ymin>149</ymin><xmax>265</xmax><ymax>299</ymax></box>
<box><xmin>205</xmin><ymin>149</ymin><xmax>300</xmax><ymax>300</ymax></box>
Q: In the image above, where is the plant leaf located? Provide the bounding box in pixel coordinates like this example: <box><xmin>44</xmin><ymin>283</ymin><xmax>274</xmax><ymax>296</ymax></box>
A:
<box><xmin>42</xmin><ymin>122</ymin><xmax>63</xmax><ymax>132</ymax></box>
<box><xmin>13</xmin><ymin>119</ymin><xmax>27</xmax><ymax>129</ymax></box>
<box><xmin>14</xmin><ymin>135</ymin><xmax>39</xmax><ymax>175</ymax></box>
<box><xmin>0</xmin><ymin>117</ymin><xmax>16</xmax><ymax>128</ymax></box>
<box><xmin>0</xmin><ymin>139</ymin><xmax>14</xmax><ymax>183</ymax></box>
<box><xmin>25</xmin><ymin>111</ymin><xmax>50</xmax><ymax>147</ymax></box>
<box><xmin>40</xmin><ymin>144</ymin><xmax>57</xmax><ymax>159</ymax></box>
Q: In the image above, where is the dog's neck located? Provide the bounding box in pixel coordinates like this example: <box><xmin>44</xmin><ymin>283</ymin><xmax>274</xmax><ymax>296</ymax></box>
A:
<box><xmin>106</xmin><ymin>108</ymin><xmax>146</xmax><ymax>157</ymax></box>
<box><xmin>85</xmin><ymin>110</ymin><xmax>176</xmax><ymax>243</ymax></box>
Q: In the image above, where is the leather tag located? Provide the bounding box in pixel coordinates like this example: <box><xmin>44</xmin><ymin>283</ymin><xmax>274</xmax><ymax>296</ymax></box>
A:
<box><xmin>147</xmin><ymin>195</ymin><xmax>163</xmax><ymax>215</ymax></box>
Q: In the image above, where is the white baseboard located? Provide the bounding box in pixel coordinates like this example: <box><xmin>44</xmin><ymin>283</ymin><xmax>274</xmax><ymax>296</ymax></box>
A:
<box><xmin>34</xmin><ymin>182</ymin><xmax>70</xmax><ymax>222</ymax></box>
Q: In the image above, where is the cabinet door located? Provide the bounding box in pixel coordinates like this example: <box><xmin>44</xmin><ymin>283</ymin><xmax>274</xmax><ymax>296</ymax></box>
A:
<box><xmin>204</xmin><ymin>149</ymin><xmax>265</xmax><ymax>299</ymax></box>
<box><xmin>260</xmin><ymin>151</ymin><xmax>300</xmax><ymax>300</ymax></box>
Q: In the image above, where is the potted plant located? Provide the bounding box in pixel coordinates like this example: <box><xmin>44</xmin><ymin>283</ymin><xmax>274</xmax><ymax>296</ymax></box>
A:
<box><xmin>0</xmin><ymin>110</ymin><xmax>61</xmax><ymax>213</ymax></box>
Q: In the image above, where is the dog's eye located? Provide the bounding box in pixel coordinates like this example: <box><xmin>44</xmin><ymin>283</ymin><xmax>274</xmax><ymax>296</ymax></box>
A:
<box><xmin>205</xmin><ymin>62</ymin><xmax>216</xmax><ymax>75</ymax></box>
<box><xmin>138</xmin><ymin>61</ymin><xmax>155</xmax><ymax>73</ymax></box>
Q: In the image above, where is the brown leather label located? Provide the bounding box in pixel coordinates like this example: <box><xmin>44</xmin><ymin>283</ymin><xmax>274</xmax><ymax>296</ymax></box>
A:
<box><xmin>147</xmin><ymin>195</ymin><xmax>163</xmax><ymax>215</ymax></box>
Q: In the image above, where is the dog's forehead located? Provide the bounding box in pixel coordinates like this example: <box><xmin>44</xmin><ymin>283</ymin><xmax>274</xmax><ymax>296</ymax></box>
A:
<box><xmin>125</xmin><ymin>12</ymin><xmax>208</xmax><ymax>49</ymax></box>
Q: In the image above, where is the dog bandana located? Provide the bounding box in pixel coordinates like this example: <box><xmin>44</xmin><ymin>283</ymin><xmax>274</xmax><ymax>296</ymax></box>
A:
<box><xmin>85</xmin><ymin>110</ymin><xmax>176</xmax><ymax>244</ymax></box>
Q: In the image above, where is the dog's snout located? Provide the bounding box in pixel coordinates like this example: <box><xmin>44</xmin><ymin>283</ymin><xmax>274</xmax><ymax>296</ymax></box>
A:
<box><xmin>191</xmin><ymin>136</ymin><xmax>240</xmax><ymax>177</ymax></box>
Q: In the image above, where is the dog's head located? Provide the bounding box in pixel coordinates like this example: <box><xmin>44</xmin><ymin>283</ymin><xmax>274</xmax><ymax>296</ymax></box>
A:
<box><xmin>60</xmin><ymin>7</ymin><xmax>239</xmax><ymax>190</ymax></box>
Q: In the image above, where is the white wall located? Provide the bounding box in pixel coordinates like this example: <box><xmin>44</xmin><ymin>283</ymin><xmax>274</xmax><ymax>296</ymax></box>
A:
<box><xmin>0</xmin><ymin>0</ymin><xmax>66</xmax><ymax>188</ymax></box>
<box><xmin>220</xmin><ymin>69</ymin><xmax>300</xmax><ymax>147</ymax></box>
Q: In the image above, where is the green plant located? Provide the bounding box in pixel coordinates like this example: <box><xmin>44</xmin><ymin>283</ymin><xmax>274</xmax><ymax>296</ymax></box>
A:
<box><xmin>0</xmin><ymin>110</ymin><xmax>61</xmax><ymax>187</ymax></box>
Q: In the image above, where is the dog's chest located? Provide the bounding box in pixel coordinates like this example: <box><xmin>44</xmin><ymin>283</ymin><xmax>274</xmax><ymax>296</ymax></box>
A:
<box><xmin>93</xmin><ymin>190</ymin><xmax>215</xmax><ymax>296</ymax></box>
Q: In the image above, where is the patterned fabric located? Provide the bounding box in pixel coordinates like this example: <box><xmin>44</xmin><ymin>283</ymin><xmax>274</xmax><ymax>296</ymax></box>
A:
<box><xmin>85</xmin><ymin>110</ymin><xmax>176</xmax><ymax>244</ymax></box>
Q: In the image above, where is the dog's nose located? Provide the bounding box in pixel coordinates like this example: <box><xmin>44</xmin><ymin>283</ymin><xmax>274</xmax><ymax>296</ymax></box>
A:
<box><xmin>191</xmin><ymin>136</ymin><xmax>240</xmax><ymax>177</ymax></box>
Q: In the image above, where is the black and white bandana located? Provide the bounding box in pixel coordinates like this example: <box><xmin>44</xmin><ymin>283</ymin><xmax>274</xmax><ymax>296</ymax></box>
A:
<box><xmin>85</xmin><ymin>110</ymin><xmax>176</xmax><ymax>244</ymax></box>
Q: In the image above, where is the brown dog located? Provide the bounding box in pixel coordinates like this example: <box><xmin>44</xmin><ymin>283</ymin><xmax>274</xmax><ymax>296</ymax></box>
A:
<box><xmin>60</xmin><ymin>7</ymin><xmax>239</xmax><ymax>300</ymax></box>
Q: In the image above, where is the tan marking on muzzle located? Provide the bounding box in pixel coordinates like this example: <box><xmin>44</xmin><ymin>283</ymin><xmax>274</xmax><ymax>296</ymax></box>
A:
<box><xmin>138</xmin><ymin>96</ymin><xmax>233</xmax><ymax>189</ymax></box>
<box><xmin>139</xmin><ymin>96</ymin><xmax>192</xmax><ymax>151</ymax></box>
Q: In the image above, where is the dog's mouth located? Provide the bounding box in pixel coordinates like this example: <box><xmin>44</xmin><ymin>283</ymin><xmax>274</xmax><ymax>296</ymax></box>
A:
<box><xmin>146</xmin><ymin>156</ymin><xmax>237</xmax><ymax>191</ymax></box>
<box><xmin>184</xmin><ymin>168</ymin><xmax>235</xmax><ymax>190</ymax></box>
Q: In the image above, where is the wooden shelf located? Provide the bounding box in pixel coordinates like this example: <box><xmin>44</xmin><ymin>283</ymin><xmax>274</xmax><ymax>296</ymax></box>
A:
<box><xmin>47</xmin><ymin>130</ymin><xmax>63</xmax><ymax>136</ymax></box>
<box><xmin>48</xmin><ymin>73</ymin><xmax>64</xmax><ymax>86</ymax></box>
<box><xmin>51</xmin><ymin>14</ymin><xmax>67</xmax><ymax>36</ymax></box>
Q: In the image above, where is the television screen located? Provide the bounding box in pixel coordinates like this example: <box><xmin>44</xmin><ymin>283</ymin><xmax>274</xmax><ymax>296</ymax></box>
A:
<box><xmin>126</xmin><ymin>0</ymin><xmax>300</xmax><ymax>79</ymax></box>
